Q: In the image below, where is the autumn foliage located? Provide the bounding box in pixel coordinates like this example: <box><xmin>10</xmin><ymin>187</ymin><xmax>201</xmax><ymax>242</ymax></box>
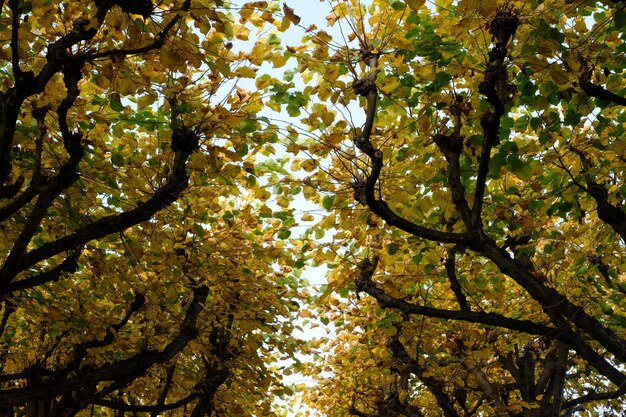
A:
<box><xmin>287</xmin><ymin>1</ymin><xmax>626</xmax><ymax>416</ymax></box>
<box><xmin>0</xmin><ymin>0</ymin><xmax>300</xmax><ymax>416</ymax></box>
<box><xmin>2</xmin><ymin>0</ymin><xmax>626</xmax><ymax>417</ymax></box>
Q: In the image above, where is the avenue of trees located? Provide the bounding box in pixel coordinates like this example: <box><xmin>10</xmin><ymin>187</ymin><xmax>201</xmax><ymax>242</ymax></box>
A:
<box><xmin>1</xmin><ymin>1</ymin><xmax>626</xmax><ymax>416</ymax></box>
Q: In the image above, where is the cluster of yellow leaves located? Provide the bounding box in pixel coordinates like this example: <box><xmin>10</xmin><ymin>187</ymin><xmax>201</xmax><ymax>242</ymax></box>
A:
<box><xmin>283</xmin><ymin>0</ymin><xmax>626</xmax><ymax>416</ymax></box>
<box><xmin>0</xmin><ymin>0</ymin><xmax>311</xmax><ymax>415</ymax></box>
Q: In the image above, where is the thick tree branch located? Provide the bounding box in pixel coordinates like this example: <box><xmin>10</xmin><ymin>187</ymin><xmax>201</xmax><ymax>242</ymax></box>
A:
<box><xmin>586</xmin><ymin>181</ymin><xmax>626</xmax><ymax>241</ymax></box>
<box><xmin>472</xmin><ymin>5</ymin><xmax>519</xmax><ymax>227</ymax></box>
<box><xmin>563</xmin><ymin>386</ymin><xmax>626</xmax><ymax>409</ymax></box>
<box><xmin>568</xmin><ymin>146</ymin><xmax>626</xmax><ymax>242</ymax></box>
<box><xmin>445</xmin><ymin>248</ymin><xmax>470</xmax><ymax>311</ymax></box>
<box><xmin>0</xmin><ymin>60</ymin><xmax>85</xmax><ymax>275</ymax></box>
<box><xmin>0</xmin><ymin>292</ymin><xmax>144</xmax><ymax>384</ymax></box>
<box><xmin>388</xmin><ymin>335</ymin><xmax>461</xmax><ymax>417</ymax></box>
<box><xmin>0</xmin><ymin>105</ymin><xmax>52</xmax><ymax>223</ymax></box>
<box><xmin>0</xmin><ymin>302</ymin><xmax>14</xmax><ymax>341</ymax></box>
<box><xmin>458</xmin><ymin>355</ymin><xmax>511</xmax><ymax>415</ymax></box>
<box><xmin>542</xmin><ymin>342</ymin><xmax>568</xmax><ymax>416</ymax></box>
<box><xmin>3</xmin><ymin>249</ymin><xmax>81</xmax><ymax>293</ymax></box>
<box><xmin>0</xmin><ymin>285</ymin><xmax>207</xmax><ymax>404</ymax></box>
<box><xmin>351</xmin><ymin>54</ymin><xmax>469</xmax><ymax>245</ymax></box>
<box><xmin>93</xmin><ymin>393</ymin><xmax>199</xmax><ymax>413</ymax></box>
<box><xmin>189</xmin><ymin>367</ymin><xmax>230</xmax><ymax>417</ymax></box>
<box><xmin>472</xmin><ymin>110</ymin><xmax>500</xmax><ymax>227</ymax></box>
<box><xmin>0</xmin><ymin>4</ymin><xmax>111</xmax><ymax>187</ymax></box>
<box><xmin>79</xmin><ymin>0</ymin><xmax>189</xmax><ymax>62</ymax></box>
<box><xmin>0</xmin><ymin>185</ymin><xmax>38</xmax><ymax>223</ymax></box>
<box><xmin>480</xmin><ymin>240</ymin><xmax>626</xmax><ymax>376</ymax></box>
<box><xmin>356</xmin><ymin>257</ymin><xmax>557</xmax><ymax>337</ymax></box>
<box><xmin>356</xmin><ymin>253</ymin><xmax>626</xmax><ymax>388</ymax></box>
<box><xmin>9</xmin><ymin>0</ymin><xmax>20</xmax><ymax>79</ymax></box>
<box><xmin>150</xmin><ymin>364</ymin><xmax>176</xmax><ymax>417</ymax></box>
<box><xmin>499</xmin><ymin>349</ymin><xmax>537</xmax><ymax>404</ymax></box>
<box><xmin>531</xmin><ymin>342</ymin><xmax>569</xmax><ymax>416</ymax></box>
<box><xmin>479</xmin><ymin>241</ymin><xmax>626</xmax><ymax>389</ymax></box>
<box><xmin>579</xmin><ymin>78</ymin><xmax>626</xmax><ymax>106</ymax></box>
<box><xmin>369</xmin><ymin>199</ymin><xmax>469</xmax><ymax>244</ymax></box>
<box><xmin>433</xmin><ymin>130</ymin><xmax>472</xmax><ymax>223</ymax></box>
<box><xmin>0</xmin><ymin>102</ymin><xmax>199</xmax><ymax>288</ymax></box>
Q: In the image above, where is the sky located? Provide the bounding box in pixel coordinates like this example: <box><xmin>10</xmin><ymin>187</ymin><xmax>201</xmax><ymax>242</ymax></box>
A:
<box><xmin>223</xmin><ymin>2</ymin><xmax>368</xmax><ymax>414</ymax></box>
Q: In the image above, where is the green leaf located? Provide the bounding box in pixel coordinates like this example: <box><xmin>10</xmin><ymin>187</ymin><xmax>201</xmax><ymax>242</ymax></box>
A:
<box><xmin>614</xmin><ymin>8</ymin><xmax>626</xmax><ymax>29</ymax></box>
<box><xmin>109</xmin><ymin>94</ymin><xmax>124</xmax><ymax>112</ymax></box>
<box><xmin>278</xmin><ymin>229</ymin><xmax>291</xmax><ymax>239</ymax></box>
<box><xmin>322</xmin><ymin>195</ymin><xmax>334</xmax><ymax>210</ymax></box>
<box><xmin>192</xmin><ymin>223</ymin><xmax>205</xmax><ymax>237</ymax></box>
<box><xmin>239</xmin><ymin>119</ymin><xmax>258</xmax><ymax>133</ymax></box>
<box><xmin>390</xmin><ymin>1</ymin><xmax>405</xmax><ymax>10</ymax></box>
<box><xmin>111</xmin><ymin>153</ymin><xmax>124</xmax><ymax>167</ymax></box>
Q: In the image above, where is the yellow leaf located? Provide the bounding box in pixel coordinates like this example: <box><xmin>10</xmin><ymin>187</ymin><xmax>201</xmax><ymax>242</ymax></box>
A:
<box><xmin>276</xmin><ymin>196</ymin><xmax>290</xmax><ymax>208</ymax></box>
<box><xmin>113</xmin><ymin>76</ymin><xmax>138</xmax><ymax>95</ymax></box>
<box><xmin>234</xmin><ymin>25</ymin><xmax>250</xmax><ymax>41</ymax></box>
<box><xmin>272</xmin><ymin>53</ymin><xmax>287</xmax><ymax>68</ymax></box>
<box><xmin>548</xmin><ymin>63</ymin><xmax>569</xmax><ymax>84</ymax></box>
<box><xmin>301</xmin><ymin>159</ymin><xmax>317</xmax><ymax>172</ymax></box>
<box><xmin>298</xmin><ymin>309</ymin><xmax>312</xmax><ymax>318</ymax></box>
<box><xmin>321</xmin><ymin>111</ymin><xmax>335</xmax><ymax>126</ymax></box>
<box><xmin>303</xmin><ymin>186</ymin><xmax>316</xmax><ymax>199</ymax></box>
<box><xmin>406</xmin><ymin>0</ymin><xmax>425</xmax><ymax>11</ymax></box>
<box><xmin>249</xmin><ymin>42</ymin><xmax>268</xmax><ymax>65</ymax></box>
<box><xmin>278</xmin><ymin>17</ymin><xmax>291</xmax><ymax>31</ymax></box>
<box><xmin>380</xmin><ymin>77</ymin><xmax>400</xmax><ymax>95</ymax></box>
<box><xmin>159</xmin><ymin>44</ymin><xmax>185</xmax><ymax>69</ymax></box>
<box><xmin>312</xmin><ymin>31</ymin><xmax>332</xmax><ymax>44</ymax></box>
<box><xmin>565</xmin><ymin>52</ymin><xmax>581</xmax><ymax>72</ymax></box>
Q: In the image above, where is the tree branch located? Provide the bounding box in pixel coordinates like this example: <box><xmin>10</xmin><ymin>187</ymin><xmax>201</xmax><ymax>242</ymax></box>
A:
<box><xmin>0</xmin><ymin>99</ymin><xmax>199</xmax><ymax>287</ymax></box>
<box><xmin>9</xmin><ymin>0</ymin><xmax>20</xmax><ymax>79</ymax></box>
<box><xmin>0</xmin><ymin>292</ymin><xmax>144</xmax><ymax>384</ymax></box>
<box><xmin>150</xmin><ymin>364</ymin><xmax>176</xmax><ymax>417</ymax></box>
<box><xmin>563</xmin><ymin>386</ymin><xmax>626</xmax><ymax>409</ymax></box>
<box><xmin>0</xmin><ymin>106</ymin><xmax>53</xmax><ymax>223</ymax></box>
<box><xmin>433</xmin><ymin>130</ymin><xmax>472</xmax><ymax>223</ymax></box>
<box><xmin>0</xmin><ymin>4</ymin><xmax>111</xmax><ymax>187</ymax></box>
<box><xmin>458</xmin><ymin>353</ymin><xmax>511</xmax><ymax>415</ymax></box>
<box><xmin>3</xmin><ymin>249</ymin><xmax>81</xmax><ymax>293</ymax></box>
<box><xmin>78</xmin><ymin>0</ymin><xmax>189</xmax><ymax>63</ymax></box>
<box><xmin>93</xmin><ymin>393</ymin><xmax>199</xmax><ymax>413</ymax></box>
<box><xmin>445</xmin><ymin>248</ymin><xmax>470</xmax><ymax>311</ymax></box>
<box><xmin>388</xmin><ymin>335</ymin><xmax>461</xmax><ymax>417</ymax></box>
<box><xmin>351</xmin><ymin>54</ymin><xmax>469</xmax><ymax>245</ymax></box>
<box><xmin>0</xmin><ymin>60</ymin><xmax>85</xmax><ymax>276</ymax></box>
<box><xmin>356</xmin><ymin>253</ymin><xmax>626</xmax><ymax>388</ymax></box>
<box><xmin>586</xmin><ymin>254</ymin><xmax>626</xmax><ymax>296</ymax></box>
<box><xmin>472</xmin><ymin>5</ymin><xmax>519</xmax><ymax>227</ymax></box>
<box><xmin>0</xmin><ymin>285</ymin><xmax>207</xmax><ymax>404</ymax></box>
<box><xmin>356</xmin><ymin>258</ymin><xmax>557</xmax><ymax>337</ymax></box>
<box><xmin>0</xmin><ymin>302</ymin><xmax>14</xmax><ymax>341</ymax></box>
<box><xmin>189</xmin><ymin>367</ymin><xmax>230</xmax><ymax>417</ymax></box>
<box><xmin>568</xmin><ymin>145</ymin><xmax>626</xmax><ymax>242</ymax></box>
<box><xmin>579</xmin><ymin>78</ymin><xmax>626</xmax><ymax>106</ymax></box>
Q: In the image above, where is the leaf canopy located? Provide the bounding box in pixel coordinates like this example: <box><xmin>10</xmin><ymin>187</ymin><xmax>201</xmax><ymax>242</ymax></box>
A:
<box><xmin>284</xmin><ymin>1</ymin><xmax>626</xmax><ymax>416</ymax></box>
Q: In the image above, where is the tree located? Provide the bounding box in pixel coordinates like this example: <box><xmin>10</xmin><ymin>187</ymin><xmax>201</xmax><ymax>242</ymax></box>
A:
<box><xmin>0</xmin><ymin>1</ymin><xmax>301</xmax><ymax>416</ymax></box>
<box><xmin>286</xmin><ymin>0</ymin><xmax>626</xmax><ymax>416</ymax></box>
